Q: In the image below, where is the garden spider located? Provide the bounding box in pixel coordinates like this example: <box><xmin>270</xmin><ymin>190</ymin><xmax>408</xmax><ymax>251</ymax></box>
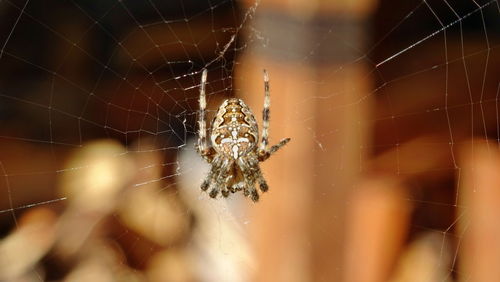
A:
<box><xmin>195</xmin><ymin>69</ymin><xmax>290</xmax><ymax>202</ymax></box>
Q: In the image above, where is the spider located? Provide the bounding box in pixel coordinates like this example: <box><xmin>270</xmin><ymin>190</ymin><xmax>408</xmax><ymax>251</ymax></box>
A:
<box><xmin>195</xmin><ymin>69</ymin><xmax>290</xmax><ymax>202</ymax></box>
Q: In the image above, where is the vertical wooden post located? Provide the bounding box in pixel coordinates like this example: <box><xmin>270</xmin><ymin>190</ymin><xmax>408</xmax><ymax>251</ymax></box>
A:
<box><xmin>237</xmin><ymin>1</ymin><xmax>378</xmax><ymax>281</ymax></box>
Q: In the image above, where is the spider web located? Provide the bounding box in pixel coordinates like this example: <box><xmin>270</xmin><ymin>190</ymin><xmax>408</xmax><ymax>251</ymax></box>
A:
<box><xmin>0</xmin><ymin>0</ymin><xmax>499</xmax><ymax>281</ymax></box>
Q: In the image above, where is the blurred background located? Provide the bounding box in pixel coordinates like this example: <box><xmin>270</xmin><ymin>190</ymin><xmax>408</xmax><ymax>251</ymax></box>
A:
<box><xmin>0</xmin><ymin>0</ymin><xmax>499</xmax><ymax>281</ymax></box>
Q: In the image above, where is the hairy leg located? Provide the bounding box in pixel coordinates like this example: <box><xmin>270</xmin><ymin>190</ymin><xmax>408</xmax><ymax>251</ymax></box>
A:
<box><xmin>215</xmin><ymin>159</ymin><xmax>232</xmax><ymax>198</ymax></box>
<box><xmin>255</xmin><ymin>167</ymin><xmax>269</xmax><ymax>192</ymax></box>
<box><xmin>247</xmin><ymin>155</ymin><xmax>269</xmax><ymax>192</ymax></box>
<box><xmin>259</xmin><ymin>69</ymin><xmax>271</xmax><ymax>153</ymax></box>
<box><xmin>196</xmin><ymin>69</ymin><xmax>216</xmax><ymax>162</ymax></box>
<box><xmin>229</xmin><ymin>182</ymin><xmax>244</xmax><ymax>193</ymax></box>
<box><xmin>258</xmin><ymin>137</ymin><xmax>291</xmax><ymax>161</ymax></box>
<box><xmin>201</xmin><ymin>156</ymin><xmax>221</xmax><ymax>195</ymax></box>
<box><xmin>238</xmin><ymin>158</ymin><xmax>259</xmax><ymax>202</ymax></box>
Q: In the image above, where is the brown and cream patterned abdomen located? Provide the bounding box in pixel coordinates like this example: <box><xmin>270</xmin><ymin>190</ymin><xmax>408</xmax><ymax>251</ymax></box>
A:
<box><xmin>211</xmin><ymin>98</ymin><xmax>259</xmax><ymax>159</ymax></box>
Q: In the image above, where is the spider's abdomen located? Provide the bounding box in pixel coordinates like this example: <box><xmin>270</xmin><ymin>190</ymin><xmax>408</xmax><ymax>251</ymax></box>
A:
<box><xmin>210</xmin><ymin>98</ymin><xmax>259</xmax><ymax>159</ymax></box>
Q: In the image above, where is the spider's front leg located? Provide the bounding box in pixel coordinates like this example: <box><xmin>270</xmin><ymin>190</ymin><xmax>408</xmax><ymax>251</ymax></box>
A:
<box><xmin>196</xmin><ymin>69</ymin><xmax>216</xmax><ymax>162</ymax></box>
<box><xmin>257</xmin><ymin>69</ymin><xmax>291</xmax><ymax>162</ymax></box>
<box><xmin>258</xmin><ymin>137</ymin><xmax>291</xmax><ymax>161</ymax></box>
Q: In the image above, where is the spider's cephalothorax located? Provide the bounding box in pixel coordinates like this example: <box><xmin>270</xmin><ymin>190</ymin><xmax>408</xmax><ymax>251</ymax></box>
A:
<box><xmin>195</xmin><ymin>69</ymin><xmax>290</xmax><ymax>202</ymax></box>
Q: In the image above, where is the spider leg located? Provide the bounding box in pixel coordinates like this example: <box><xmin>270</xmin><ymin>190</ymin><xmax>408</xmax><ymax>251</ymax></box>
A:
<box><xmin>247</xmin><ymin>155</ymin><xmax>269</xmax><ymax>192</ymax></box>
<box><xmin>255</xmin><ymin>167</ymin><xmax>269</xmax><ymax>193</ymax></box>
<box><xmin>208</xmin><ymin>164</ymin><xmax>222</xmax><ymax>199</ymax></box>
<box><xmin>258</xmin><ymin>69</ymin><xmax>271</xmax><ymax>153</ymax></box>
<box><xmin>196</xmin><ymin>69</ymin><xmax>215</xmax><ymax>162</ymax></box>
<box><xmin>221</xmin><ymin>184</ymin><xmax>230</xmax><ymax>197</ymax></box>
<box><xmin>257</xmin><ymin>70</ymin><xmax>291</xmax><ymax>162</ymax></box>
<box><xmin>216</xmin><ymin>159</ymin><xmax>233</xmax><ymax>198</ymax></box>
<box><xmin>206</xmin><ymin>158</ymin><xmax>234</xmax><ymax>199</ymax></box>
<box><xmin>258</xmin><ymin>137</ymin><xmax>291</xmax><ymax>162</ymax></box>
<box><xmin>229</xmin><ymin>182</ymin><xmax>244</xmax><ymax>193</ymax></box>
<box><xmin>238</xmin><ymin>158</ymin><xmax>259</xmax><ymax>202</ymax></box>
<box><xmin>201</xmin><ymin>156</ymin><xmax>221</xmax><ymax>192</ymax></box>
<box><xmin>209</xmin><ymin>188</ymin><xmax>219</xmax><ymax>199</ymax></box>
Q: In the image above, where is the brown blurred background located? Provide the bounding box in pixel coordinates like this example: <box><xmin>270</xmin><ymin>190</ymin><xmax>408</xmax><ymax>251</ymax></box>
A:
<box><xmin>0</xmin><ymin>0</ymin><xmax>499</xmax><ymax>281</ymax></box>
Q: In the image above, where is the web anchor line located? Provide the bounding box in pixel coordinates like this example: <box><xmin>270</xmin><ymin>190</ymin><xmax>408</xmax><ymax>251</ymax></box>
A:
<box><xmin>376</xmin><ymin>0</ymin><xmax>496</xmax><ymax>68</ymax></box>
<box><xmin>0</xmin><ymin>197</ymin><xmax>67</xmax><ymax>214</ymax></box>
